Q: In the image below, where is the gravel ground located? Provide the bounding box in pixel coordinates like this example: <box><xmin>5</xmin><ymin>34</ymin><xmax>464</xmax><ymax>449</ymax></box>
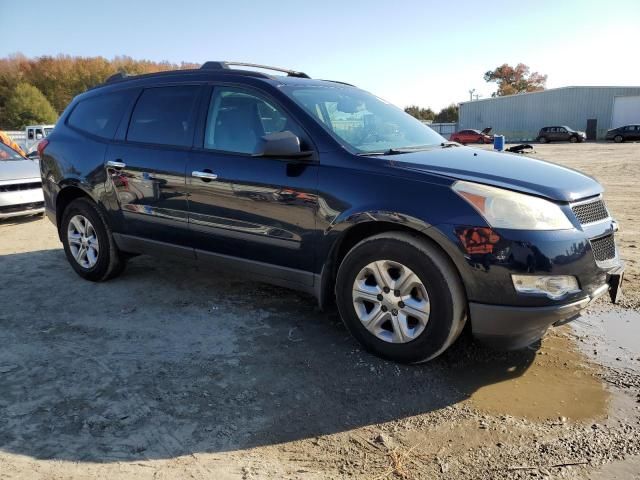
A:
<box><xmin>0</xmin><ymin>142</ymin><xmax>638</xmax><ymax>479</ymax></box>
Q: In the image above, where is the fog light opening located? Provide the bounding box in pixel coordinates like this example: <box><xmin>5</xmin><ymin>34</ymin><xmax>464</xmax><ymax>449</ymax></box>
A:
<box><xmin>511</xmin><ymin>275</ymin><xmax>581</xmax><ymax>300</ymax></box>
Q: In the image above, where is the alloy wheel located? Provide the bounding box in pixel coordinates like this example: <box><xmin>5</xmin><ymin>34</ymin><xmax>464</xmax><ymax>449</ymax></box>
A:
<box><xmin>67</xmin><ymin>214</ymin><xmax>99</xmax><ymax>269</ymax></box>
<box><xmin>352</xmin><ymin>260</ymin><xmax>430</xmax><ymax>343</ymax></box>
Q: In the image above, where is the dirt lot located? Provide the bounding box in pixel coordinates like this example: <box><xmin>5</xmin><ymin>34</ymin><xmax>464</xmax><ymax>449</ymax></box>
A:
<box><xmin>0</xmin><ymin>142</ymin><xmax>639</xmax><ymax>479</ymax></box>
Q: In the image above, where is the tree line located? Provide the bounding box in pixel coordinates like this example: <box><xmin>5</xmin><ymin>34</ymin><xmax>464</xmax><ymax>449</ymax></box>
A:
<box><xmin>0</xmin><ymin>54</ymin><xmax>198</xmax><ymax>129</ymax></box>
<box><xmin>0</xmin><ymin>54</ymin><xmax>546</xmax><ymax>130</ymax></box>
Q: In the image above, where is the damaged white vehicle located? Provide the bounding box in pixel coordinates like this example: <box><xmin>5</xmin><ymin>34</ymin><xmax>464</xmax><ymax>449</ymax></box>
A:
<box><xmin>0</xmin><ymin>143</ymin><xmax>44</xmax><ymax>219</ymax></box>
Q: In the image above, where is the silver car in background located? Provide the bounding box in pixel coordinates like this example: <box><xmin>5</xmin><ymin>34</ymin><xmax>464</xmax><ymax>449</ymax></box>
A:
<box><xmin>0</xmin><ymin>143</ymin><xmax>44</xmax><ymax>219</ymax></box>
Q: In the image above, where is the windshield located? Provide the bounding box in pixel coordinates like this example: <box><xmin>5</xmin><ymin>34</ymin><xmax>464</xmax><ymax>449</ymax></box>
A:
<box><xmin>284</xmin><ymin>86</ymin><xmax>445</xmax><ymax>153</ymax></box>
<box><xmin>0</xmin><ymin>142</ymin><xmax>24</xmax><ymax>161</ymax></box>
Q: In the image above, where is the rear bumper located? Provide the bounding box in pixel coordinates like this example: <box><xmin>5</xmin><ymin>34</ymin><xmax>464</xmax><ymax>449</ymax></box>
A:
<box><xmin>470</xmin><ymin>283</ymin><xmax>610</xmax><ymax>349</ymax></box>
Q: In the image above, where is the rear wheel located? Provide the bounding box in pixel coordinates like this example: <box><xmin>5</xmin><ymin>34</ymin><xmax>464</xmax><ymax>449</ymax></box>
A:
<box><xmin>614</xmin><ymin>135</ymin><xmax>623</xmax><ymax>143</ymax></box>
<box><xmin>539</xmin><ymin>136</ymin><xmax>548</xmax><ymax>144</ymax></box>
<box><xmin>335</xmin><ymin>232</ymin><xmax>467</xmax><ymax>363</ymax></box>
<box><xmin>60</xmin><ymin>198</ymin><xmax>126</xmax><ymax>281</ymax></box>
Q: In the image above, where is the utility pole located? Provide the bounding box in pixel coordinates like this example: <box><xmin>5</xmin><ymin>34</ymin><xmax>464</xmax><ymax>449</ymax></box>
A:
<box><xmin>468</xmin><ymin>88</ymin><xmax>476</xmax><ymax>101</ymax></box>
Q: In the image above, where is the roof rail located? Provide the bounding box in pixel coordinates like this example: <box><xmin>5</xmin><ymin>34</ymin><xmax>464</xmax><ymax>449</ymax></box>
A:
<box><xmin>105</xmin><ymin>72</ymin><xmax>129</xmax><ymax>83</ymax></box>
<box><xmin>320</xmin><ymin>79</ymin><xmax>356</xmax><ymax>87</ymax></box>
<box><xmin>200</xmin><ymin>61</ymin><xmax>310</xmax><ymax>79</ymax></box>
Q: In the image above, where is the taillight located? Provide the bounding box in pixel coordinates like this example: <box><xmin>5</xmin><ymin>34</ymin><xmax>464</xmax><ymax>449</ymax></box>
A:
<box><xmin>37</xmin><ymin>139</ymin><xmax>49</xmax><ymax>157</ymax></box>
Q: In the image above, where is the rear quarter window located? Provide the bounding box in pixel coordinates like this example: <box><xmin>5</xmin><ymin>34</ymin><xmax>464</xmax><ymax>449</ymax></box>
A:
<box><xmin>67</xmin><ymin>90</ymin><xmax>135</xmax><ymax>139</ymax></box>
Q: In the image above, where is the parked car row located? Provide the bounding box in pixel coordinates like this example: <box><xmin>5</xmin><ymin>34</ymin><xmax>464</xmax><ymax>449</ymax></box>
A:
<box><xmin>450</xmin><ymin>124</ymin><xmax>640</xmax><ymax>144</ymax></box>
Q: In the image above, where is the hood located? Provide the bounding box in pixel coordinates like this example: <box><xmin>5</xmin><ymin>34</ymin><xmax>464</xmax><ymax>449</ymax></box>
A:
<box><xmin>0</xmin><ymin>158</ymin><xmax>41</xmax><ymax>183</ymax></box>
<box><xmin>480</xmin><ymin>127</ymin><xmax>492</xmax><ymax>135</ymax></box>
<box><xmin>384</xmin><ymin>147</ymin><xmax>602</xmax><ymax>202</ymax></box>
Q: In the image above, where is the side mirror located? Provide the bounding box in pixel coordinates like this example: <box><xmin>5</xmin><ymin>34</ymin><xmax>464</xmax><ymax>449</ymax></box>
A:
<box><xmin>35</xmin><ymin>133</ymin><xmax>43</xmax><ymax>140</ymax></box>
<box><xmin>253</xmin><ymin>131</ymin><xmax>313</xmax><ymax>159</ymax></box>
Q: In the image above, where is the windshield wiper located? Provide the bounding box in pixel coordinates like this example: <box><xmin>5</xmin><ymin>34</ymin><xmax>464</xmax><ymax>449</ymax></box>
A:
<box><xmin>440</xmin><ymin>141</ymin><xmax>460</xmax><ymax>148</ymax></box>
<box><xmin>358</xmin><ymin>145</ymin><xmax>434</xmax><ymax>156</ymax></box>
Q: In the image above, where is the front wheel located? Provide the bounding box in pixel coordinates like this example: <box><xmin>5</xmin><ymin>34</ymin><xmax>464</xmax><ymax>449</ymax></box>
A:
<box><xmin>60</xmin><ymin>198</ymin><xmax>126</xmax><ymax>281</ymax></box>
<box><xmin>335</xmin><ymin>232</ymin><xmax>467</xmax><ymax>363</ymax></box>
<box><xmin>570</xmin><ymin>136</ymin><xmax>578</xmax><ymax>143</ymax></box>
<box><xmin>614</xmin><ymin>135</ymin><xmax>623</xmax><ymax>143</ymax></box>
<box><xmin>539</xmin><ymin>136</ymin><xmax>548</xmax><ymax>143</ymax></box>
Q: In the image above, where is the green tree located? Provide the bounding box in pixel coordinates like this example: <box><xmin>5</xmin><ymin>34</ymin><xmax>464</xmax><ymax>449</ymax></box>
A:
<box><xmin>434</xmin><ymin>104</ymin><xmax>458</xmax><ymax>123</ymax></box>
<box><xmin>484</xmin><ymin>63</ymin><xmax>547</xmax><ymax>97</ymax></box>
<box><xmin>3</xmin><ymin>82</ymin><xmax>57</xmax><ymax>129</ymax></box>
<box><xmin>404</xmin><ymin>105</ymin><xmax>435</xmax><ymax>121</ymax></box>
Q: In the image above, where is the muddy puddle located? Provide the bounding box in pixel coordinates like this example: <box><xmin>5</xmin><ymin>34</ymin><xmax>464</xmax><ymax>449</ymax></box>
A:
<box><xmin>447</xmin><ymin>331</ymin><xmax>609</xmax><ymax>421</ymax></box>
<box><xmin>572</xmin><ymin>307</ymin><xmax>640</xmax><ymax>373</ymax></box>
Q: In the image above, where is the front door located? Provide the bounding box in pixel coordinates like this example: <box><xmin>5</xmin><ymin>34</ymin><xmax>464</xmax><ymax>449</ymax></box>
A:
<box><xmin>105</xmin><ymin>84</ymin><xmax>202</xmax><ymax>248</ymax></box>
<box><xmin>186</xmin><ymin>85</ymin><xmax>318</xmax><ymax>287</ymax></box>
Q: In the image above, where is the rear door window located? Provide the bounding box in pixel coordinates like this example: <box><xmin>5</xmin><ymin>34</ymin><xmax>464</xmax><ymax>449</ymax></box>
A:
<box><xmin>68</xmin><ymin>90</ymin><xmax>135</xmax><ymax>139</ymax></box>
<box><xmin>127</xmin><ymin>85</ymin><xmax>201</xmax><ymax>147</ymax></box>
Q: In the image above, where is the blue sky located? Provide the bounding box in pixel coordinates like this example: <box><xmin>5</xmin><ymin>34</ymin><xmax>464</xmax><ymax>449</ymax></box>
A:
<box><xmin>2</xmin><ymin>0</ymin><xmax>639</xmax><ymax>110</ymax></box>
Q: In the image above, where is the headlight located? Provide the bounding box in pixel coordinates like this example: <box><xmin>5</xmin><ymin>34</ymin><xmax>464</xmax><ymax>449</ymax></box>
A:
<box><xmin>453</xmin><ymin>181</ymin><xmax>573</xmax><ymax>230</ymax></box>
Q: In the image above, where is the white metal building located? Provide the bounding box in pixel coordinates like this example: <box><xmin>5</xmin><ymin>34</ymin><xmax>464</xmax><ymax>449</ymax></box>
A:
<box><xmin>458</xmin><ymin>86</ymin><xmax>640</xmax><ymax>141</ymax></box>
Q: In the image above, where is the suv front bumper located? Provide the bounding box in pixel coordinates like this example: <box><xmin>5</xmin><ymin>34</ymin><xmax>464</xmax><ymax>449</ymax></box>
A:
<box><xmin>470</xmin><ymin>267</ymin><xmax>622</xmax><ymax>349</ymax></box>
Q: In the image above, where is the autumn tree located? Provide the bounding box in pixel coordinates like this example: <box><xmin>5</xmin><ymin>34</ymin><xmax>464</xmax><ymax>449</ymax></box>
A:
<box><xmin>3</xmin><ymin>82</ymin><xmax>57</xmax><ymax>129</ymax></box>
<box><xmin>0</xmin><ymin>53</ymin><xmax>200</xmax><ymax>119</ymax></box>
<box><xmin>484</xmin><ymin>63</ymin><xmax>547</xmax><ymax>97</ymax></box>
<box><xmin>404</xmin><ymin>105</ymin><xmax>435</xmax><ymax>121</ymax></box>
<box><xmin>433</xmin><ymin>104</ymin><xmax>458</xmax><ymax>123</ymax></box>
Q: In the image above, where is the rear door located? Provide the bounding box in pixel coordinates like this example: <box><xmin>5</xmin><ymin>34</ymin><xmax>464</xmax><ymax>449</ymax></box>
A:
<box><xmin>186</xmin><ymin>84</ymin><xmax>318</xmax><ymax>284</ymax></box>
<box><xmin>105</xmin><ymin>84</ymin><xmax>202</xmax><ymax>249</ymax></box>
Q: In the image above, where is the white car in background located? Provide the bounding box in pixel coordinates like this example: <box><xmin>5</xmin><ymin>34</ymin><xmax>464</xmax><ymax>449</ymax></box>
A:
<box><xmin>0</xmin><ymin>142</ymin><xmax>44</xmax><ymax>219</ymax></box>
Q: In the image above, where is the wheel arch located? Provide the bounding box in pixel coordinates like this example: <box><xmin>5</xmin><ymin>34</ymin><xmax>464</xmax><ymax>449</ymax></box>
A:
<box><xmin>316</xmin><ymin>218</ymin><xmax>468</xmax><ymax>312</ymax></box>
<box><xmin>55</xmin><ymin>184</ymin><xmax>98</xmax><ymax>237</ymax></box>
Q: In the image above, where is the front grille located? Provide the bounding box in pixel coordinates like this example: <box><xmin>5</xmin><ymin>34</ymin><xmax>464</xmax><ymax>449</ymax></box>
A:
<box><xmin>571</xmin><ymin>198</ymin><xmax>609</xmax><ymax>225</ymax></box>
<box><xmin>0</xmin><ymin>201</ymin><xmax>44</xmax><ymax>214</ymax></box>
<box><xmin>590</xmin><ymin>234</ymin><xmax>616</xmax><ymax>263</ymax></box>
<box><xmin>0</xmin><ymin>182</ymin><xmax>41</xmax><ymax>192</ymax></box>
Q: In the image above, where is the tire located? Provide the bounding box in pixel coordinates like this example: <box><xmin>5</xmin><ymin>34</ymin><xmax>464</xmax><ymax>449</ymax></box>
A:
<box><xmin>539</xmin><ymin>136</ymin><xmax>548</xmax><ymax>144</ymax></box>
<box><xmin>570</xmin><ymin>136</ymin><xmax>578</xmax><ymax>143</ymax></box>
<box><xmin>60</xmin><ymin>197</ymin><xmax>126</xmax><ymax>281</ymax></box>
<box><xmin>614</xmin><ymin>135</ymin><xmax>623</xmax><ymax>143</ymax></box>
<box><xmin>335</xmin><ymin>232</ymin><xmax>467</xmax><ymax>363</ymax></box>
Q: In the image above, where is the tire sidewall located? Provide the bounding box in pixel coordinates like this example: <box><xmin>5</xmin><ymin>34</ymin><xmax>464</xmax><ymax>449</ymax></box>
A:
<box><xmin>336</xmin><ymin>236</ymin><xmax>457</xmax><ymax>363</ymax></box>
<box><xmin>61</xmin><ymin>199</ymin><xmax>112</xmax><ymax>280</ymax></box>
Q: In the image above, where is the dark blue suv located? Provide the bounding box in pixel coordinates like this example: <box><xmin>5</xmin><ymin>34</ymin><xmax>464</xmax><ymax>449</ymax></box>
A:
<box><xmin>39</xmin><ymin>62</ymin><xmax>624</xmax><ymax>363</ymax></box>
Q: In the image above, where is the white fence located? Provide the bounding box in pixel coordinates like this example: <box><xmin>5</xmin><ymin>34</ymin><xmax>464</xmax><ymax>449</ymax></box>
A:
<box><xmin>423</xmin><ymin>122</ymin><xmax>457</xmax><ymax>139</ymax></box>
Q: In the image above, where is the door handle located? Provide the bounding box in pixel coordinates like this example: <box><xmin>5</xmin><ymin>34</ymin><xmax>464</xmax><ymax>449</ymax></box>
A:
<box><xmin>106</xmin><ymin>160</ymin><xmax>126</xmax><ymax>169</ymax></box>
<box><xmin>192</xmin><ymin>170</ymin><xmax>218</xmax><ymax>181</ymax></box>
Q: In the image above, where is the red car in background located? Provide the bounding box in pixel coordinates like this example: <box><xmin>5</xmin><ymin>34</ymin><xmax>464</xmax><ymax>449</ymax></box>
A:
<box><xmin>450</xmin><ymin>127</ymin><xmax>493</xmax><ymax>144</ymax></box>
